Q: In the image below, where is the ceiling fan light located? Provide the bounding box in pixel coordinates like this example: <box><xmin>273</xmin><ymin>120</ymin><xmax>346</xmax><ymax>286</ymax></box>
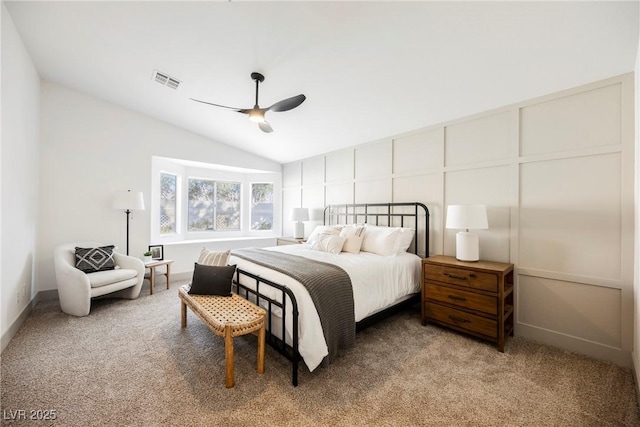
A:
<box><xmin>248</xmin><ymin>110</ymin><xmax>265</xmax><ymax>123</ymax></box>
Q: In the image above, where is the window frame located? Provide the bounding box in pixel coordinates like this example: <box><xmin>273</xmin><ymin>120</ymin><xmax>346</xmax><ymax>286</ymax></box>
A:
<box><xmin>186</xmin><ymin>176</ymin><xmax>242</xmax><ymax>234</ymax></box>
<box><xmin>250</xmin><ymin>181</ymin><xmax>275</xmax><ymax>232</ymax></box>
<box><xmin>151</xmin><ymin>156</ymin><xmax>281</xmax><ymax>244</ymax></box>
<box><xmin>159</xmin><ymin>171</ymin><xmax>180</xmax><ymax>236</ymax></box>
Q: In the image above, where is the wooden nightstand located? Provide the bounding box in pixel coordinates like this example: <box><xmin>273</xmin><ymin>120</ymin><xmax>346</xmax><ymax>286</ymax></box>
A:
<box><xmin>276</xmin><ymin>237</ymin><xmax>306</xmax><ymax>246</ymax></box>
<box><xmin>421</xmin><ymin>255</ymin><xmax>514</xmax><ymax>352</ymax></box>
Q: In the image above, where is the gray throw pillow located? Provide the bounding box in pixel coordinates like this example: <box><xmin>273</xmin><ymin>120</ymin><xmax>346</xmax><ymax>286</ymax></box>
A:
<box><xmin>188</xmin><ymin>263</ymin><xmax>236</xmax><ymax>296</ymax></box>
<box><xmin>75</xmin><ymin>245</ymin><xmax>116</xmax><ymax>273</ymax></box>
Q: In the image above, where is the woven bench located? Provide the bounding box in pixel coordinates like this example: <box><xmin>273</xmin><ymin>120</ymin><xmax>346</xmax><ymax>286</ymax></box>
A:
<box><xmin>178</xmin><ymin>285</ymin><xmax>266</xmax><ymax>388</ymax></box>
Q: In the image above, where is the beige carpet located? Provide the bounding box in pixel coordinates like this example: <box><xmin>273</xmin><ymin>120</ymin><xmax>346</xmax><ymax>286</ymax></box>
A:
<box><xmin>2</xmin><ymin>280</ymin><xmax>639</xmax><ymax>426</ymax></box>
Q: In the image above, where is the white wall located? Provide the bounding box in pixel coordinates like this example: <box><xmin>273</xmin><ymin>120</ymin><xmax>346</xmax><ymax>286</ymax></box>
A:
<box><xmin>1</xmin><ymin>3</ymin><xmax>41</xmax><ymax>345</ymax></box>
<box><xmin>37</xmin><ymin>82</ymin><xmax>281</xmax><ymax>291</ymax></box>
<box><xmin>284</xmin><ymin>73</ymin><xmax>635</xmax><ymax>368</ymax></box>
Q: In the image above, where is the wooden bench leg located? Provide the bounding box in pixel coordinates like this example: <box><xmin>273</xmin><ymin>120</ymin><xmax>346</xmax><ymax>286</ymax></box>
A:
<box><xmin>181</xmin><ymin>300</ymin><xmax>187</xmax><ymax>328</ymax></box>
<box><xmin>224</xmin><ymin>325</ymin><xmax>234</xmax><ymax>388</ymax></box>
<box><xmin>257</xmin><ymin>322</ymin><xmax>265</xmax><ymax>375</ymax></box>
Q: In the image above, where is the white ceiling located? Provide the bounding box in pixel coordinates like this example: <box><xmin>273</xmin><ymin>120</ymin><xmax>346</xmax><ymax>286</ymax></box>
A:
<box><xmin>5</xmin><ymin>1</ymin><xmax>639</xmax><ymax>164</ymax></box>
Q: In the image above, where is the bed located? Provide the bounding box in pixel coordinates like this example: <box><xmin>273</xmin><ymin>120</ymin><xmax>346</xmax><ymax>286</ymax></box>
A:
<box><xmin>228</xmin><ymin>202</ymin><xmax>430</xmax><ymax>386</ymax></box>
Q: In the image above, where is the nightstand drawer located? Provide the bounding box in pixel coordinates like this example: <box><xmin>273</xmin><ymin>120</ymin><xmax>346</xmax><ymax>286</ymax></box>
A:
<box><xmin>426</xmin><ymin>302</ymin><xmax>497</xmax><ymax>339</ymax></box>
<box><xmin>425</xmin><ymin>282</ymin><xmax>496</xmax><ymax>315</ymax></box>
<box><xmin>425</xmin><ymin>264</ymin><xmax>497</xmax><ymax>292</ymax></box>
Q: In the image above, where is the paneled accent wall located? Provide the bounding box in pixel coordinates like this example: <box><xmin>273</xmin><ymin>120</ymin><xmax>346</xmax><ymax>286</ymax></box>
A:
<box><xmin>282</xmin><ymin>73</ymin><xmax>635</xmax><ymax>367</ymax></box>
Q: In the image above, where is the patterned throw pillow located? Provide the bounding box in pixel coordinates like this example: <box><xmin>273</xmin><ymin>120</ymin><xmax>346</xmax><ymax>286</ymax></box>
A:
<box><xmin>75</xmin><ymin>246</ymin><xmax>116</xmax><ymax>273</ymax></box>
<box><xmin>197</xmin><ymin>248</ymin><xmax>230</xmax><ymax>266</ymax></box>
<box><xmin>307</xmin><ymin>225</ymin><xmax>342</xmax><ymax>246</ymax></box>
<box><xmin>311</xmin><ymin>233</ymin><xmax>346</xmax><ymax>254</ymax></box>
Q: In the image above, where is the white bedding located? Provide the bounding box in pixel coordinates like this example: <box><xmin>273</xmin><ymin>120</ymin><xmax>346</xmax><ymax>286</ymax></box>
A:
<box><xmin>228</xmin><ymin>244</ymin><xmax>421</xmax><ymax>372</ymax></box>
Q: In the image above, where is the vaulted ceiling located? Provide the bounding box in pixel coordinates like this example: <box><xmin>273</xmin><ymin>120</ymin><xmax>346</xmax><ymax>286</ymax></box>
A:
<box><xmin>5</xmin><ymin>1</ymin><xmax>639</xmax><ymax>163</ymax></box>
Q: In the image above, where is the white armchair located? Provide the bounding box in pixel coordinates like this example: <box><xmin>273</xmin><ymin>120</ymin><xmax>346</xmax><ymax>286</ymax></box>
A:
<box><xmin>54</xmin><ymin>242</ymin><xmax>145</xmax><ymax>316</ymax></box>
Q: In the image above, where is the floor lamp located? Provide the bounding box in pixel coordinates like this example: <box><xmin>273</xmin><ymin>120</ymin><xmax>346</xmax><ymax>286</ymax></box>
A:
<box><xmin>112</xmin><ymin>190</ymin><xmax>145</xmax><ymax>255</ymax></box>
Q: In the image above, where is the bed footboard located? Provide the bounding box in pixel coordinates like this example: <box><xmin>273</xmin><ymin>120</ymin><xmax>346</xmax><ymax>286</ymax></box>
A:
<box><xmin>233</xmin><ymin>267</ymin><xmax>301</xmax><ymax>386</ymax></box>
<box><xmin>232</xmin><ymin>202</ymin><xmax>429</xmax><ymax>387</ymax></box>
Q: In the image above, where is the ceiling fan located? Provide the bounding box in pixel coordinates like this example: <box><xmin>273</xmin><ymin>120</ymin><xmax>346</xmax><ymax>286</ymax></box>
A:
<box><xmin>191</xmin><ymin>72</ymin><xmax>306</xmax><ymax>133</ymax></box>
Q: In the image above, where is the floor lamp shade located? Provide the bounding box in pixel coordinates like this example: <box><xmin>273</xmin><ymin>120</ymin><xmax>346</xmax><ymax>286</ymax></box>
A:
<box><xmin>113</xmin><ymin>190</ymin><xmax>145</xmax><ymax>255</ymax></box>
<box><xmin>446</xmin><ymin>204</ymin><xmax>488</xmax><ymax>262</ymax></box>
<box><xmin>290</xmin><ymin>208</ymin><xmax>309</xmax><ymax>239</ymax></box>
<box><xmin>113</xmin><ymin>191</ymin><xmax>145</xmax><ymax>211</ymax></box>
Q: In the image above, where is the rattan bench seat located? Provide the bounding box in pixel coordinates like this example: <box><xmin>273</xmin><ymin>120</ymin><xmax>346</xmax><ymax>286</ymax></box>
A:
<box><xmin>179</xmin><ymin>284</ymin><xmax>266</xmax><ymax>388</ymax></box>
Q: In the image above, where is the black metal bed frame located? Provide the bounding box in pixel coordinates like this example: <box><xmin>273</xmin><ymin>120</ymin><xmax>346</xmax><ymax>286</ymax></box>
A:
<box><xmin>232</xmin><ymin>202</ymin><xmax>430</xmax><ymax>386</ymax></box>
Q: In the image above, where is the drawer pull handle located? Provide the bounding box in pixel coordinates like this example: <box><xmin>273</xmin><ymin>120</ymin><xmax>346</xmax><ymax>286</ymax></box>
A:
<box><xmin>448</xmin><ymin>315</ymin><xmax>470</xmax><ymax>323</ymax></box>
<box><xmin>448</xmin><ymin>295</ymin><xmax>467</xmax><ymax>302</ymax></box>
<box><xmin>444</xmin><ymin>273</ymin><xmax>467</xmax><ymax>280</ymax></box>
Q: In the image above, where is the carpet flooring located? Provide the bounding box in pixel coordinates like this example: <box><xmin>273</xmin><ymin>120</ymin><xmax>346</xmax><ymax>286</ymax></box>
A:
<box><xmin>1</xmin><ymin>280</ymin><xmax>639</xmax><ymax>426</ymax></box>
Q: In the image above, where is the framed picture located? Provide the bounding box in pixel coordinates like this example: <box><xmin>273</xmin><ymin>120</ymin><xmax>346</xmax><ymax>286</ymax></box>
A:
<box><xmin>149</xmin><ymin>245</ymin><xmax>163</xmax><ymax>261</ymax></box>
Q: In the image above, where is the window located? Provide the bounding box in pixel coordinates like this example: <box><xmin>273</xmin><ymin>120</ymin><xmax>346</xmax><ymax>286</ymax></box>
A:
<box><xmin>152</xmin><ymin>156</ymin><xmax>280</xmax><ymax>243</ymax></box>
<box><xmin>251</xmin><ymin>183</ymin><xmax>274</xmax><ymax>230</ymax></box>
<box><xmin>188</xmin><ymin>178</ymin><xmax>241</xmax><ymax>232</ymax></box>
<box><xmin>160</xmin><ymin>172</ymin><xmax>178</xmax><ymax>234</ymax></box>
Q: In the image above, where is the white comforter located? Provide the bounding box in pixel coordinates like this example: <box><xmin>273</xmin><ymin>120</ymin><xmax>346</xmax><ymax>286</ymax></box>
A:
<box><xmin>228</xmin><ymin>244</ymin><xmax>421</xmax><ymax>371</ymax></box>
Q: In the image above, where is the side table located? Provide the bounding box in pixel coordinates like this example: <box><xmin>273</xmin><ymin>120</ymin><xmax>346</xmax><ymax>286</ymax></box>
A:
<box><xmin>145</xmin><ymin>259</ymin><xmax>174</xmax><ymax>295</ymax></box>
<box><xmin>276</xmin><ymin>237</ymin><xmax>306</xmax><ymax>246</ymax></box>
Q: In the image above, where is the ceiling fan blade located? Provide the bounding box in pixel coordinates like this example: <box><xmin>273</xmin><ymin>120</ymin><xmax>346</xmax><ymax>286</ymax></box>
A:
<box><xmin>267</xmin><ymin>94</ymin><xmax>306</xmax><ymax>112</ymax></box>
<box><xmin>258</xmin><ymin>121</ymin><xmax>273</xmax><ymax>133</ymax></box>
<box><xmin>190</xmin><ymin>98</ymin><xmax>242</xmax><ymax>111</ymax></box>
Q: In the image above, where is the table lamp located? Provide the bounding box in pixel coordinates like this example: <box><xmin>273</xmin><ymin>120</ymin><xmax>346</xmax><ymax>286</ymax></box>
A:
<box><xmin>446</xmin><ymin>204</ymin><xmax>488</xmax><ymax>262</ymax></box>
<box><xmin>290</xmin><ymin>207</ymin><xmax>309</xmax><ymax>239</ymax></box>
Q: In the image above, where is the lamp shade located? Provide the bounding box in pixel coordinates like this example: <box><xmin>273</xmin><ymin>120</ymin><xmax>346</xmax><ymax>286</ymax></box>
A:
<box><xmin>446</xmin><ymin>204</ymin><xmax>488</xmax><ymax>230</ymax></box>
<box><xmin>112</xmin><ymin>190</ymin><xmax>145</xmax><ymax>211</ymax></box>
<box><xmin>290</xmin><ymin>207</ymin><xmax>309</xmax><ymax>222</ymax></box>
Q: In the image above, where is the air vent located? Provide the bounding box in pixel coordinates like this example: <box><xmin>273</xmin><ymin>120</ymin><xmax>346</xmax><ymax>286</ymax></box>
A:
<box><xmin>152</xmin><ymin>69</ymin><xmax>181</xmax><ymax>90</ymax></box>
<box><xmin>166</xmin><ymin>78</ymin><xmax>180</xmax><ymax>90</ymax></box>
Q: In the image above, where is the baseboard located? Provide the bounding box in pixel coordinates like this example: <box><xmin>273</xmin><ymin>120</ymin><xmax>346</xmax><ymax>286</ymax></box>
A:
<box><xmin>517</xmin><ymin>323</ymin><xmax>632</xmax><ymax>368</ymax></box>
<box><xmin>37</xmin><ymin>289</ymin><xmax>59</xmax><ymax>301</ymax></box>
<box><xmin>171</xmin><ymin>271</ymin><xmax>192</xmax><ymax>282</ymax></box>
<box><xmin>1</xmin><ymin>289</ymin><xmax>58</xmax><ymax>354</ymax></box>
<box><xmin>632</xmin><ymin>352</ymin><xmax>640</xmax><ymax>410</ymax></box>
<box><xmin>1</xmin><ymin>297</ymin><xmax>37</xmax><ymax>353</ymax></box>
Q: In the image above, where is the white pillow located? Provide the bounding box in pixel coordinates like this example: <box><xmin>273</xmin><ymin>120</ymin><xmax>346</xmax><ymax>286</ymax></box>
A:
<box><xmin>340</xmin><ymin>225</ymin><xmax>365</xmax><ymax>254</ymax></box>
<box><xmin>311</xmin><ymin>234</ymin><xmax>346</xmax><ymax>254</ymax></box>
<box><xmin>395</xmin><ymin>227</ymin><xmax>415</xmax><ymax>254</ymax></box>
<box><xmin>307</xmin><ymin>225</ymin><xmax>342</xmax><ymax>246</ymax></box>
<box><xmin>361</xmin><ymin>226</ymin><xmax>401</xmax><ymax>256</ymax></box>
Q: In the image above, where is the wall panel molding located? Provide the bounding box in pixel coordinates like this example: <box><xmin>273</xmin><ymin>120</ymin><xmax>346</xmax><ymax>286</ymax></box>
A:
<box><xmin>282</xmin><ymin>72</ymin><xmax>634</xmax><ymax>367</ymax></box>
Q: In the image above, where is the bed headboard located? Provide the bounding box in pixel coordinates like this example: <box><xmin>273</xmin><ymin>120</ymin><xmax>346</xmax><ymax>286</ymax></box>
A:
<box><xmin>323</xmin><ymin>202</ymin><xmax>430</xmax><ymax>258</ymax></box>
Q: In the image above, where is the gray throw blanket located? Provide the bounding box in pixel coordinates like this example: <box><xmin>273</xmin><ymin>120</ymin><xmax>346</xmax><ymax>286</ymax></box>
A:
<box><xmin>232</xmin><ymin>248</ymin><xmax>355</xmax><ymax>365</ymax></box>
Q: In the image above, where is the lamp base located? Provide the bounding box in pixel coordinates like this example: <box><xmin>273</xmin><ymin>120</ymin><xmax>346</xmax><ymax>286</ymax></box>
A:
<box><xmin>456</xmin><ymin>231</ymin><xmax>479</xmax><ymax>262</ymax></box>
<box><xmin>293</xmin><ymin>222</ymin><xmax>304</xmax><ymax>239</ymax></box>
